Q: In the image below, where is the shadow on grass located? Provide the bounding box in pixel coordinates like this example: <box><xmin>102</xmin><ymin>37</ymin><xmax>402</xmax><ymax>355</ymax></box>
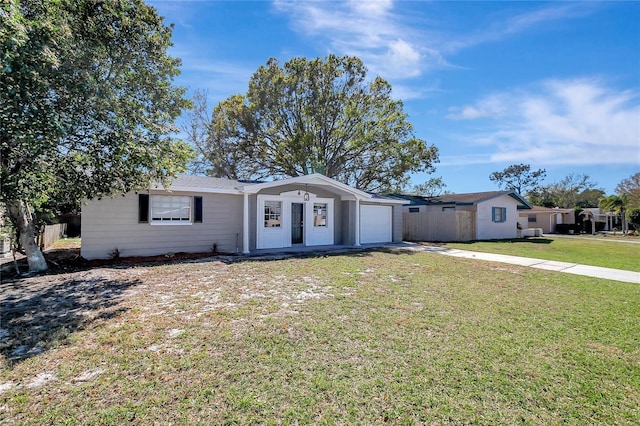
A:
<box><xmin>446</xmin><ymin>238</ymin><xmax>554</xmax><ymax>245</ymax></box>
<box><xmin>1</xmin><ymin>274</ymin><xmax>141</xmax><ymax>366</ymax></box>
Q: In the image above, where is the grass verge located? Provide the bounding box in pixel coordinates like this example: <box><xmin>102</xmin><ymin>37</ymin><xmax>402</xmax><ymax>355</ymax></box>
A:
<box><xmin>443</xmin><ymin>236</ymin><xmax>640</xmax><ymax>272</ymax></box>
<box><xmin>2</xmin><ymin>250</ymin><xmax>639</xmax><ymax>424</ymax></box>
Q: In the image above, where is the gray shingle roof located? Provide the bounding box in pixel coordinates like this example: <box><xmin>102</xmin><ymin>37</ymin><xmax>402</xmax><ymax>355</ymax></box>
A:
<box><xmin>169</xmin><ymin>174</ymin><xmax>242</xmax><ymax>191</ymax></box>
<box><xmin>390</xmin><ymin>190</ymin><xmax>532</xmax><ymax>208</ymax></box>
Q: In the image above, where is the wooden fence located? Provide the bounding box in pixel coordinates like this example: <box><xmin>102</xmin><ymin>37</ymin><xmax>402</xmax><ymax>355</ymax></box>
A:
<box><xmin>38</xmin><ymin>223</ymin><xmax>68</xmax><ymax>250</ymax></box>
<box><xmin>403</xmin><ymin>210</ymin><xmax>474</xmax><ymax>242</ymax></box>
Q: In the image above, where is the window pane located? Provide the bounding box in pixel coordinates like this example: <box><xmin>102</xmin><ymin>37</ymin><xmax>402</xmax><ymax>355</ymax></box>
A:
<box><xmin>314</xmin><ymin>203</ymin><xmax>327</xmax><ymax>227</ymax></box>
<box><xmin>151</xmin><ymin>195</ymin><xmax>191</xmax><ymax>221</ymax></box>
<box><xmin>264</xmin><ymin>201</ymin><xmax>282</xmax><ymax>227</ymax></box>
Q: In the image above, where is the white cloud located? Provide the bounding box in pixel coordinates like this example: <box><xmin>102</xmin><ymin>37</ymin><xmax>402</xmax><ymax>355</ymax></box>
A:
<box><xmin>445</xmin><ymin>3</ymin><xmax>598</xmax><ymax>52</ymax></box>
<box><xmin>272</xmin><ymin>0</ymin><xmax>599</xmax><ymax>93</ymax></box>
<box><xmin>448</xmin><ymin>79</ymin><xmax>640</xmax><ymax>166</ymax></box>
<box><xmin>272</xmin><ymin>0</ymin><xmax>428</xmax><ymax>79</ymax></box>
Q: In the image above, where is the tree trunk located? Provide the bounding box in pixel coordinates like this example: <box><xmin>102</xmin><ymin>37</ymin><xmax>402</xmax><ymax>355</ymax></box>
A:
<box><xmin>6</xmin><ymin>199</ymin><xmax>48</xmax><ymax>272</ymax></box>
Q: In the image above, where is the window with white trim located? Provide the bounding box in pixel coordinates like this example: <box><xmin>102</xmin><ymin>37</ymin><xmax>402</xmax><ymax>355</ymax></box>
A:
<box><xmin>151</xmin><ymin>195</ymin><xmax>192</xmax><ymax>222</ymax></box>
<box><xmin>492</xmin><ymin>207</ymin><xmax>507</xmax><ymax>223</ymax></box>
<box><xmin>313</xmin><ymin>203</ymin><xmax>327</xmax><ymax>227</ymax></box>
<box><xmin>264</xmin><ymin>201</ymin><xmax>282</xmax><ymax>227</ymax></box>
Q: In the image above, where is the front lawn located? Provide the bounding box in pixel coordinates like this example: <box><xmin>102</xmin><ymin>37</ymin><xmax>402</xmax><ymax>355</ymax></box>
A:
<box><xmin>444</xmin><ymin>236</ymin><xmax>640</xmax><ymax>272</ymax></box>
<box><xmin>2</xmin><ymin>251</ymin><xmax>639</xmax><ymax>424</ymax></box>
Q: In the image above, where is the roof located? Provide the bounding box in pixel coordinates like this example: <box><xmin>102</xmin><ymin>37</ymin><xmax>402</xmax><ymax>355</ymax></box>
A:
<box><xmin>526</xmin><ymin>206</ymin><xmax>574</xmax><ymax>213</ymax></box>
<box><xmin>152</xmin><ymin>173</ymin><xmax>404</xmax><ymax>202</ymax></box>
<box><xmin>390</xmin><ymin>190</ymin><xmax>532</xmax><ymax>209</ymax></box>
<box><xmin>154</xmin><ymin>174</ymin><xmax>242</xmax><ymax>194</ymax></box>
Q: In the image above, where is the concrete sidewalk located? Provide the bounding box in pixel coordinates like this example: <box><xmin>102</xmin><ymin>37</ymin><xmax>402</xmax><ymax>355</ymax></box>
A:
<box><xmin>394</xmin><ymin>244</ymin><xmax>640</xmax><ymax>284</ymax></box>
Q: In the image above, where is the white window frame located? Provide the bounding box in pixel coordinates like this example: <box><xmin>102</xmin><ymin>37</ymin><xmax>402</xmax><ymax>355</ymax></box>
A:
<box><xmin>313</xmin><ymin>203</ymin><xmax>328</xmax><ymax>227</ymax></box>
<box><xmin>264</xmin><ymin>200</ymin><xmax>283</xmax><ymax>228</ymax></box>
<box><xmin>150</xmin><ymin>195</ymin><xmax>192</xmax><ymax>225</ymax></box>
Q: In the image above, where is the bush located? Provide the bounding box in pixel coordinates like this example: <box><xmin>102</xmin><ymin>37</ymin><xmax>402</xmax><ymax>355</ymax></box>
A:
<box><xmin>555</xmin><ymin>224</ymin><xmax>576</xmax><ymax>234</ymax></box>
<box><xmin>628</xmin><ymin>208</ymin><xmax>640</xmax><ymax>231</ymax></box>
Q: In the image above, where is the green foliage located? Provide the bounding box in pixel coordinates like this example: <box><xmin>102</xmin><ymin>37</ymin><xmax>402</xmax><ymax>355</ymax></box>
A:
<box><xmin>1</xmin><ymin>0</ymin><xmax>193</xmax><ymax>209</ymax></box>
<box><xmin>616</xmin><ymin>172</ymin><xmax>640</xmax><ymax>209</ymax></box>
<box><xmin>1</xmin><ymin>0</ymin><xmax>193</xmax><ymax>269</ymax></box>
<box><xmin>627</xmin><ymin>208</ymin><xmax>640</xmax><ymax>231</ymax></box>
<box><xmin>529</xmin><ymin>173</ymin><xmax>601</xmax><ymax>208</ymax></box>
<box><xmin>489</xmin><ymin>163</ymin><xmax>546</xmax><ymax>195</ymax></box>
<box><xmin>410</xmin><ymin>177</ymin><xmax>448</xmax><ymax>197</ymax></box>
<box><xmin>198</xmin><ymin>55</ymin><xmax>438</xmax><ymax>192</ymax></box>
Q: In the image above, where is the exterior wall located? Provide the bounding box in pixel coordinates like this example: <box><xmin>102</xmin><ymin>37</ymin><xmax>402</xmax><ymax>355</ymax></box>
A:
<box><xmin>518</xmin><ymin>211</ymin><xmax>575</xmax><ymax>234</ymax></box>
<box><xmin>519</xmin><ymin>212</ymin><xmax>553</xmax><ymax>234</ymax></box>
<box><xmin>392</xmin><ymin>205</ymin><xmax>403</xmax><ymax>242</ymax></box>
<box><xmin>341</xmin><ymin>200</ymin><xmax>356</xmax><ymax>245</ymax></box>
<box><xmin>253</xmin><ymin>186</ymin><xmax>344</xmax><ymax>249</ymax></box>
<box><xmin>476</xmin><ymin>197</ymin><xmax>519</xmax><ymax>240</ymax></box>
<box><xmin>81</xmin><ymin>191</ymin><xmax>244</xmax><ymax>259</ymax></box>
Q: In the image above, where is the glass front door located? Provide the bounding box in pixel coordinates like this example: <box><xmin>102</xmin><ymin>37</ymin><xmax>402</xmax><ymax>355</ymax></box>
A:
<box><xmin>291</xmin><ymin>203</ymin><xmax>304</xmax><ymax>244</ymax></box>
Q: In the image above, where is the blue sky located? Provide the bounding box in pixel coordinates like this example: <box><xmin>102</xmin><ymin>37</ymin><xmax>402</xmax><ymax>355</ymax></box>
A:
<box><xmin>150</xmin><ymin>0</ymin><xmax>640</xmax><ymax>195</ymax></box>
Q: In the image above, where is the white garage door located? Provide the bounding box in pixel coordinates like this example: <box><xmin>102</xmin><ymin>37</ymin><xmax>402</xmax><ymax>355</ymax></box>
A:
<box><xmin>360</xmin><ymin>205</ymin><xmax>392</xmax><ymax>244</ymax></box>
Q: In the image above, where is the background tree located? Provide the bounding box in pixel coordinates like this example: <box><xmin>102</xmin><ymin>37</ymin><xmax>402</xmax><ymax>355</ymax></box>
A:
<box><xmin>529</xmin><ymin>173</ymin><xmax>601</xmax><ymax>208</ymax></box>
<box><xmin>599</xmin><ymin>194</ymin><xmax>629</xmax><ymax>233</ymax></box>
<box><xmin>615</xmin><ymin>172</ymin><xmax>640</xmax><ymax>209</ymax></box>
<box><xmin>1</xmin><ymin>0</ymin><xmax>193</xmax><ymax>272</ymax></box>
<box><xmin>627</xmin><ymin>208</ymin><xmax>640</xmax><ymax>231</ymax></box>
<box><xmin>575</xmin><ymin>188</ymin><xmax>606</xmax><ymax>208</ymax></box>
<box><xmin>411</xmin><ymin>177</ymin><xmax>449</xmax><ymax>197</ymax></box>
<box><xmin>199</xmin><ymin>55</ymin><xmax>438</xmax><ymax>192</ymax></box>
<box><xmin>489</xmin><ymin>164</ymin><xmax>546</xmax><ymax>195</ymax></box>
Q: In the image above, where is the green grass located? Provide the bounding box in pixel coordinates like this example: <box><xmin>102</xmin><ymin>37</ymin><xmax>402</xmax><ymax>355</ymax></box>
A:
<box><xmin>443</xmin><ymin>236</ymin><xmax>640</xmax><ymax>272</ymax></box>
<box><xmin>2</xmin><ymin>251</ymin><xmax>639</xmax><ymax>424</ymax></box>
<box><xmin>48</xmin><ymin>237</ymin><xmax>81</xmax><ymax>250</ymax></box>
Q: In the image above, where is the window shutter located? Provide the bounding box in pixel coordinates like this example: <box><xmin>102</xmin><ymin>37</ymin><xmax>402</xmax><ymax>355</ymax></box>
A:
<box><xmin>503</xmin><ymin>208</ymin><xmax>507</xmax><ymax>222</ymax></box>
<box><xmin>194</xmin><ymin>196</ymin><xmax>203</xmax><ymax>223</ymax></box>
<box><xmin>139</xmin><ymin>194</ymin><xmax>149</xmax><ymax>223</ymax></box>
<box><xmin>492</xmin><ymin>207</ymin><xmax>496</xmax><ymax>222</ymax></box>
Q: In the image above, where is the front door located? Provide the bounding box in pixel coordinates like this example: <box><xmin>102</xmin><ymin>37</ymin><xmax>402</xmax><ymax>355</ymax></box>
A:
<box><xmin>291</xmin><ymin>203</ymin><xmax>304</xmax><ymax>244</ymax></box>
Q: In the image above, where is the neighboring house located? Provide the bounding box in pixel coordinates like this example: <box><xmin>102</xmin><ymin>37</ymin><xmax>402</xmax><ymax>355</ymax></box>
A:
<box><xmin>518</xmin><ymin>206</ymin><xmax>575</xmax><ymax>234</ymax></box>
<box><xmin>389</xmin><ymin>191</ymin><xmax>532</xmax><ymax>242</ymax></box>
<box><xmin>81</xmin><ymin>173</ymin><xmax>404</xmax><ymax>260</ymax></box>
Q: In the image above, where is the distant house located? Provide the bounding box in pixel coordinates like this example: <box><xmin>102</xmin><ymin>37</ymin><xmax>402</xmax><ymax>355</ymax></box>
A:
<box><xmin>389</xmin><ymin>191</ymin><xmax>532</xmax><ymax>242</ymax></box>
<box><xmin>518</xmin><ymin>206</ymin><xmax>575</xmax><ymax>234</ymax></box>
<box><xmin>81</xmin><ymin>173</ymin><xmax>404</xmax><ymax>260</ymax></box>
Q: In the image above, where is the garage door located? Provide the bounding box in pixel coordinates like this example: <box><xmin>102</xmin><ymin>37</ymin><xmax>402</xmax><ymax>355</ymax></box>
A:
<box><xmin>360</xmin><ymin>205</ymin><xmax>392</xmax><ymax>244</ymax></box>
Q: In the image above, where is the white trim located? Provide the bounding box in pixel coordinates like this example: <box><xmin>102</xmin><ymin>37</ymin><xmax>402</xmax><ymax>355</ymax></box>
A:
<box><xmin>256</xmin><ymin>193</ymin><xmax>335</xmax><ymax>249</ymax></box>
<box><xmin>149</xmin><ymin>221</ymin><xmax>192</xmax><ymax>226</ymax></box>
<box><xmin>242</xmin><ymin>193</ymin><xmax>249</xmax><ymax>254</ymax></box>
<box><xmin>354</xmin><ymin>199</ymin><xmax>361</xmax><ymax>246</ymax></box>
<box><xmin>241</xmin><ymin>173</ymin><xmax>372</xmax><ymax>199</ymax></box>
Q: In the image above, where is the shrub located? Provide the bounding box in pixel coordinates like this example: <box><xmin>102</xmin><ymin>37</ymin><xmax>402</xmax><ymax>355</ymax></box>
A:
<box><xmin>628</xmin><ymin>208</ymin><xmax>640</xmax><ymax>231</ymax></box>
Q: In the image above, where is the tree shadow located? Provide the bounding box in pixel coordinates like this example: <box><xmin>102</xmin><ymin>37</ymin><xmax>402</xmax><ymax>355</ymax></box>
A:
<box><xmin>1</xmin><ymin>273</ymin><xmax>141</xmax><ymax>366</ymax></box>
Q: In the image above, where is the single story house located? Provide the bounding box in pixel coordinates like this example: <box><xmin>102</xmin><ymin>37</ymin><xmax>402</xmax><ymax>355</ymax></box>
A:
<box><xmin>81</xmin><ymin>173</ymin><xmax>404</xmax><ymax>260</ymax></box>
<box><xmin>518</xmin><ymin>206</ymin><xmax>575</xmax><ymax>234</ymax></box>
<box><xmin>389</xmin><ymin>191</ymin><xmax>532</xmax><ymax>242</ymax></box>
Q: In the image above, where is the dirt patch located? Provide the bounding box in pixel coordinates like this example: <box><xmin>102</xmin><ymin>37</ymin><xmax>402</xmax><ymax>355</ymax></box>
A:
<box><xmin>1</xmin><ymin>248</ymin><xmax>233</xmax><ymax>279</ymax></box>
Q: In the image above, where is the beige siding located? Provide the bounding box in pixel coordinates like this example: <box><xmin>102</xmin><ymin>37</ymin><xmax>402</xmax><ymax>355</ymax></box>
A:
<box><xmin>81</xmin><ymin>191</ymin><xmax>244</xmax><ymax>259</ymax></box>
<box><xmin>392</xmin><ymin>205</ymin><xmax>403</xmax><ymax>242</ymax></box>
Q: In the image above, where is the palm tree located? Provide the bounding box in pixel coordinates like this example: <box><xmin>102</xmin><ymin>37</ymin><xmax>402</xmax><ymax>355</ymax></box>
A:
<box><xmin>599</xmin><ymin>195</ymin><xmax>629</xmax><ymax>233</ymax></box>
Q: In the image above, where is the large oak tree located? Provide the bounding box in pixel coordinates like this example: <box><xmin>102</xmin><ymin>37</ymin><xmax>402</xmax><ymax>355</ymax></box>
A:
<box><xmin>1</xmin><ymin>0</ymin><xmax>193</xmax><ymax>272</ymax></box>
<box><xmin>196</xmin><ymin>55</ymin><xmax>438</xmax><ymax>192</ymax></box>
